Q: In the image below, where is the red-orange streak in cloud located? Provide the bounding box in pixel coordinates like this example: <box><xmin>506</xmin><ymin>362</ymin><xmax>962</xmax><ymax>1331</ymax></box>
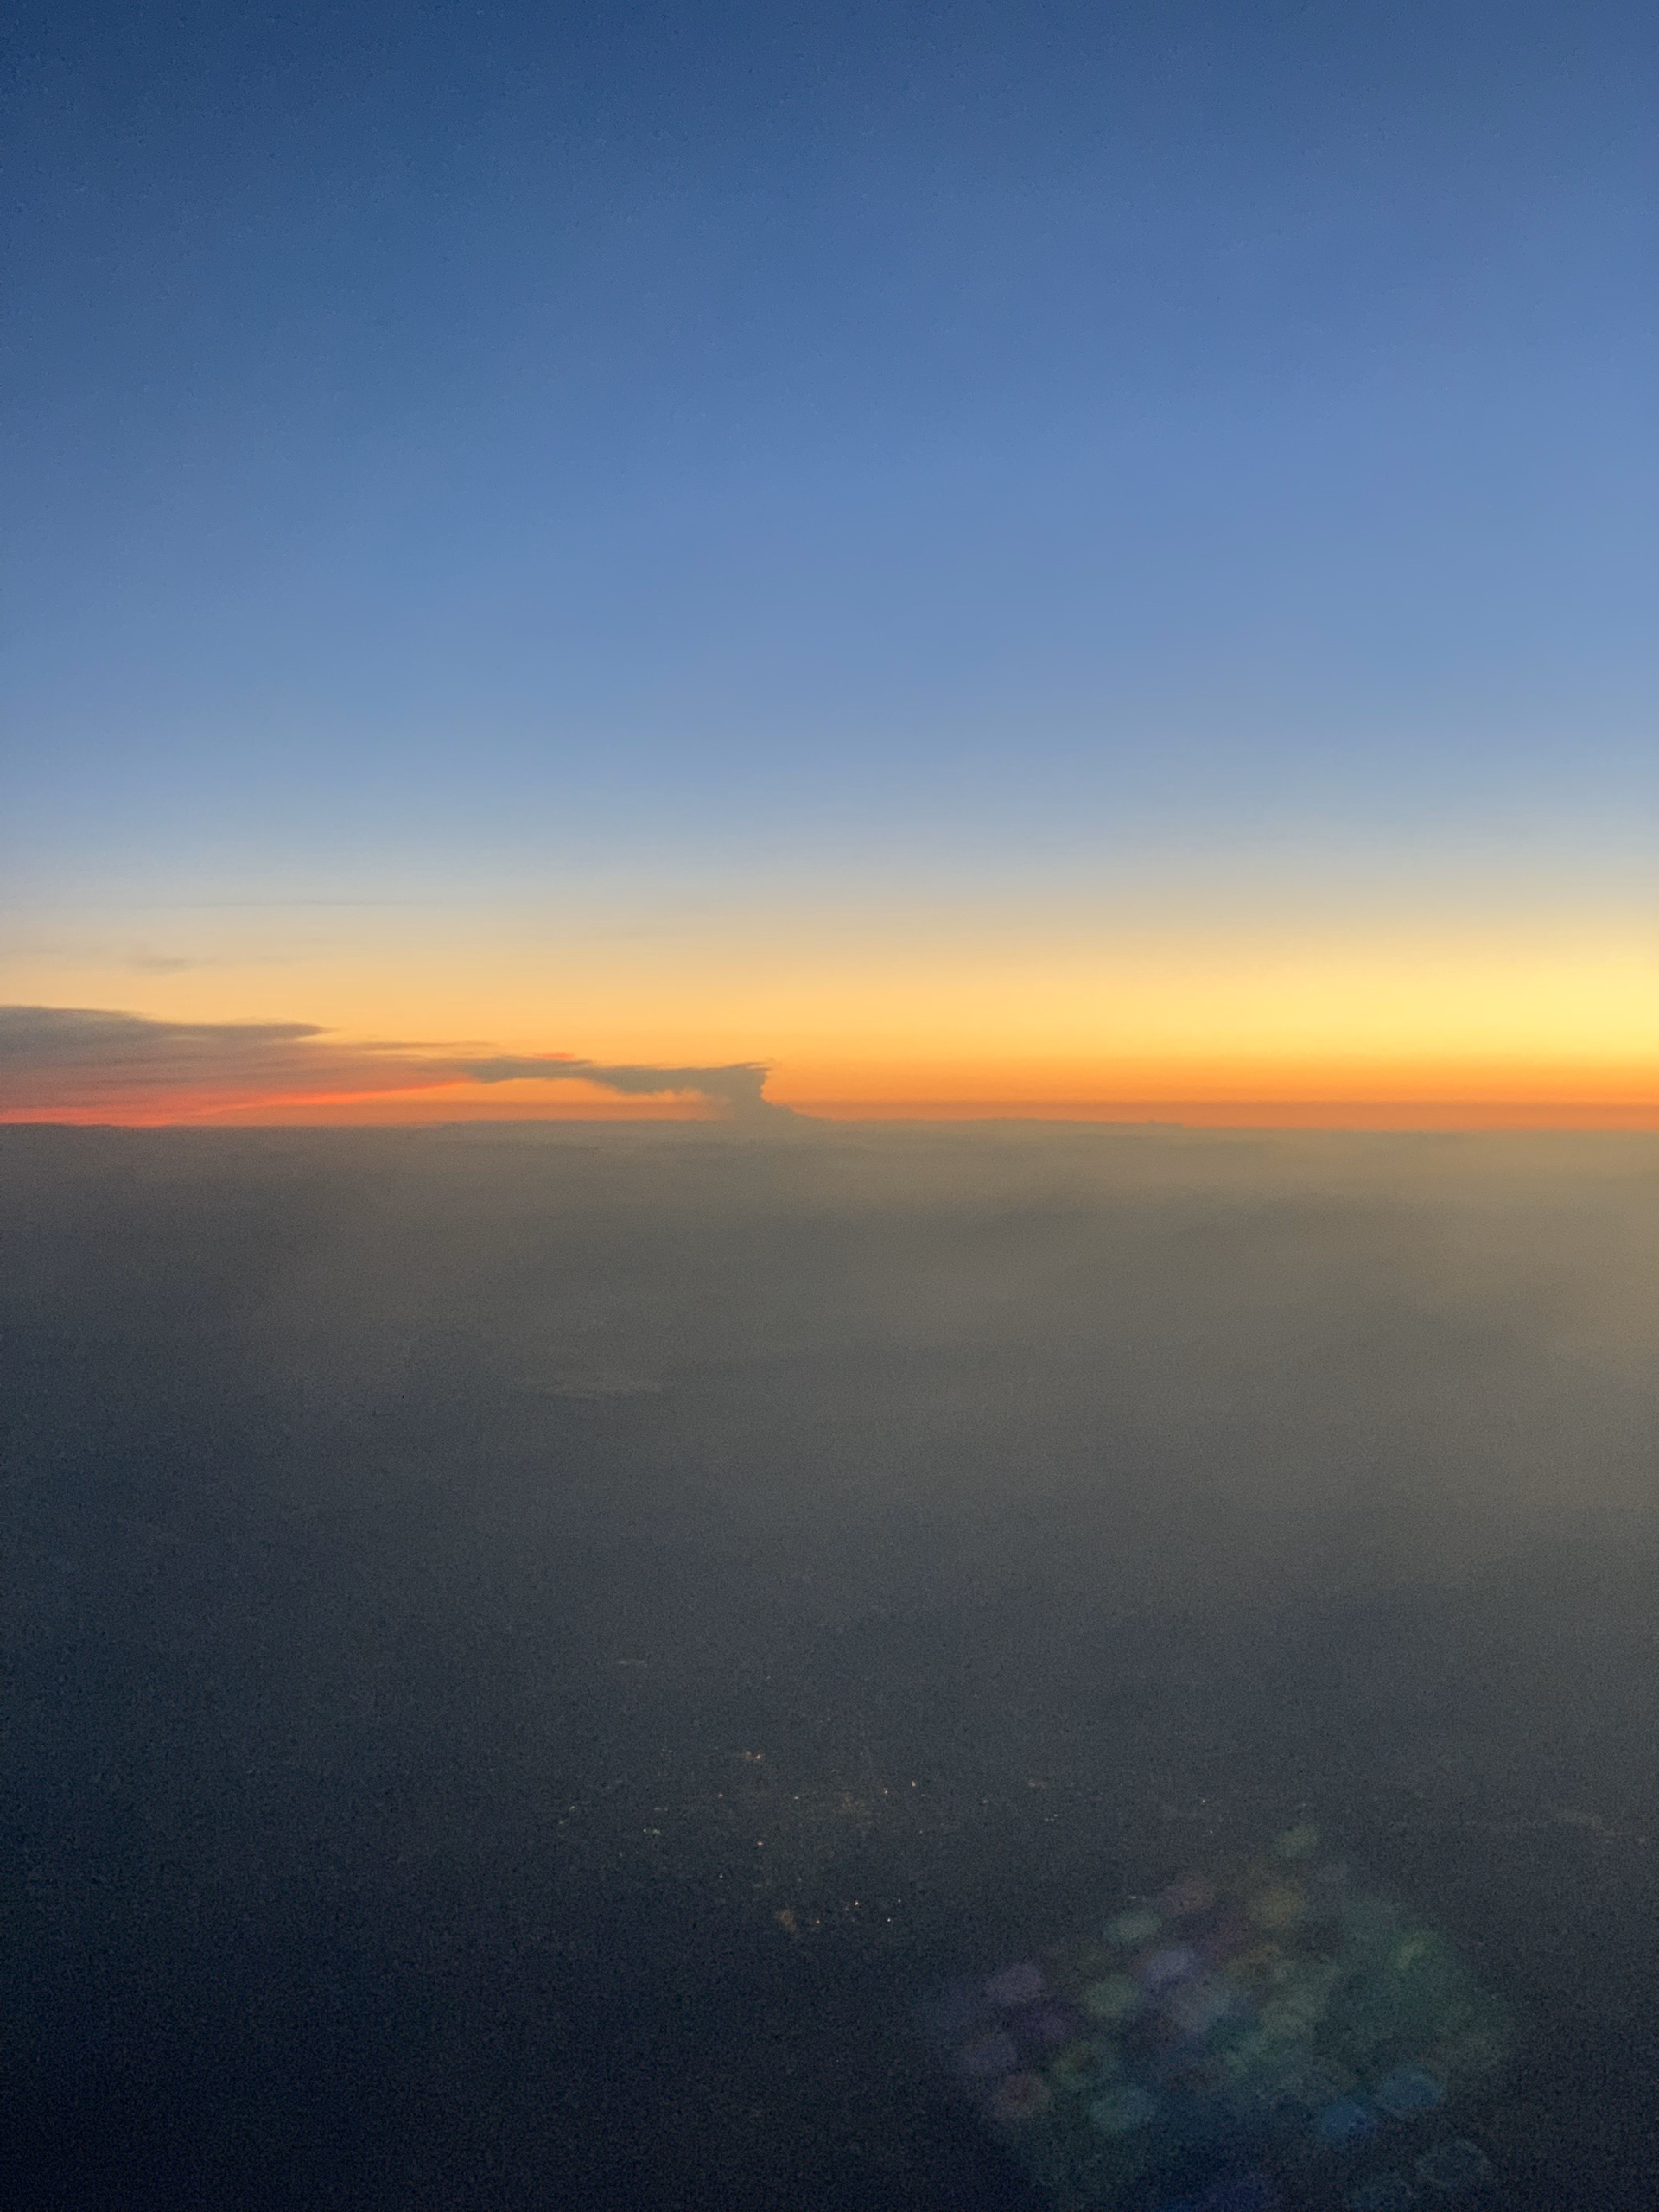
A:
<box><xmin>0</xmin><ymin>1080</ymin><xmax>721</xmax><ymax>1127</ymax></box>
<box><xmin>6</xmin><ymin>1089</ymin><xmax>1657</xmax><ymax>1131</ymax></box>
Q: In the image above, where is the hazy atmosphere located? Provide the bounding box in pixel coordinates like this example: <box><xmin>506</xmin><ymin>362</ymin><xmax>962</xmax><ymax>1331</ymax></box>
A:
<box><xmin>5</xmin><ymin>0</ymin><xmax>1656</xmax><ymax>2203</ymax></box>
<box><xmin>7</xmin><ymin>1122</ymin><xmax>1658</xmax><ymax>2206</ymax></box>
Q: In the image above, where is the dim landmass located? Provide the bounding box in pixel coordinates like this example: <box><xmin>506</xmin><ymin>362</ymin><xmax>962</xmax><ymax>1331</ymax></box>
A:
<box><xmin>3</xmin><ymin>1121</ymin><xmax>1657</xmax><ymax>2209</ymax></box>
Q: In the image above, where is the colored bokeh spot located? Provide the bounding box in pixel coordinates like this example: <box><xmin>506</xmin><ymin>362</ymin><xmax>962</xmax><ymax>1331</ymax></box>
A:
<box><xmin>1090</xmin><ymin>2083</ymin><xmax>1159</xmax><ymax>2136</ymax></box>
<box><xmin>924</xmin><ymin>1834</ymin><xmax>1509</xmax><ymax>2207</ymax></box>
<box><xmin>1084</xmin><ymin>1974</ymin><xmax>1142</xmax><ymax>2022</ymax></box>
<box><xmin>1051</xmin><ymin>2040</ymin><xmax>1113</xmax><ymax>2092</ymax></box>
<box><xmin>1167</xmin><ymin>1978</ymin><xmax>1237</xmax><ymax>2037</ymax></box>
<box><xmin>1141</xmin><ymin>1945</ymin><xmax>1201</xmax><ymax>1991</ymax></box>
<box><xmin>1248</xmin><ymin>1884</ymin><xmax>1305</xmax><ymax>1931</ymax></box>
<box><xmin>1415</xmin><ymin>2137</ymin><xmax>1493</xmax><ymax>2192</ymax></box>
<box><xmin>959</xmin><ymin>2031</ymin><xmax>1017</xmax><ymax>2077</ymax></box>
<box><xmin>994</xmin><ymin>2071</ymin><xmax>1055</xmax><ymax>2125</ymax></box>
<box><xmin>1272</xmin><ymin>1824</ymin><xmax>1322</xmax><ymax>1861</ymax></box>
<box><xmin>1316</xmin><ymin>2096</ymin><xmax>1380</xmax><ymax>2145</ymax></box>
<box><xmin>987</xmin><ymin>1960</ymin><xmax>1046</xmax><ymax>2007</ymax></box>
<box><xmin>1374</xmin><ymin>2066</ymin><xmax>1444</xmax><ymax>2118</ymax></box>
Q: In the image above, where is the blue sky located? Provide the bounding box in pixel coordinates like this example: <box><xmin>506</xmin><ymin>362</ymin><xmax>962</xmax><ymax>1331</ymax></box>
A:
<box><xmin>3</xmin><ymin>0</ymin><xmax>1655</xmax><ymax>1105</ymax></box>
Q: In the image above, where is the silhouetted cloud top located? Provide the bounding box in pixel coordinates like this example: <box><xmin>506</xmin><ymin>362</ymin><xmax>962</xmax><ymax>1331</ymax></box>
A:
<box><xmin>451</xmin><ymin>1055</ymin><xmax>781</xmax><ymax>1116</ymax></box>
<box><xmin>0</xmin><ymin>1006</ymin><xmax>791</xmax><ymax>1121</ymax></box>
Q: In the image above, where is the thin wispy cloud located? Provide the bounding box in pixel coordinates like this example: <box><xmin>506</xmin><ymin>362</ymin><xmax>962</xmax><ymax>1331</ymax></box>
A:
<box><xmin>0</xmin><ymin>1007</ymin><xmax>792</xmax><ymax>1122</ymax></box>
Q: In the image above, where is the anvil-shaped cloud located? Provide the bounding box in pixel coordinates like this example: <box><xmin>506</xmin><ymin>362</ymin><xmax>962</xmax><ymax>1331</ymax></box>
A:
<box><xmin>0</xmin><ymin>1006</ymin><xmax>792</xmax><ymax>1122</ymax></box>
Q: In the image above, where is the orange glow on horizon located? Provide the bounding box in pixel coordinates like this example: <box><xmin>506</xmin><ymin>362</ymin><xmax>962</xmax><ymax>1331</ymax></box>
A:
<box><xmin>5</xmin><ymin>898</ymin><xmax>1654</xmax><ymax>1134</ymax></box>
<box><xmin>4</xmin><ymin>1065</ymin><xmax>1656</xmax><ymax>1132</ymax></box>
<box><xmin>791</xmin><ymin>1097</ymin><xmax>1659</xmax><ymax>1129</ymax></box>
<box><xmin>765</xmin><ymin>1055</ymin><xmax>1659</xmax><ymax>1107</ymax></box>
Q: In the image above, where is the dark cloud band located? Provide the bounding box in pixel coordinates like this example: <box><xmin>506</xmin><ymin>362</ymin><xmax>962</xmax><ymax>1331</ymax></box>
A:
<box><xmin>0</xmin><ymin>1007</ymin><xmax>791</xmax><ymax>1122</ymax></box>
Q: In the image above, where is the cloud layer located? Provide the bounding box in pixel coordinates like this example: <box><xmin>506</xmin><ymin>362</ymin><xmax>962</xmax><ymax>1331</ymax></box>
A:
<box><xmin>0</xmin><ymin>1007</ymin><xmax>791</xmax><ymax>1122</ymax></box>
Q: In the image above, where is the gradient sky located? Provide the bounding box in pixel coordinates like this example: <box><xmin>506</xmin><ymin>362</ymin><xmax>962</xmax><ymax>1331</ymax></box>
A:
<box><xmin>4</xmin><ymin>0</ymin><xmax>1656</xmax><ymax>1121</ymax></box>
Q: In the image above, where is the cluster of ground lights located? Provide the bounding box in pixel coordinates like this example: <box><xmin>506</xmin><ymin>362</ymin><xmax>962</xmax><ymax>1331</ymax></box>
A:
<box><xmin>924</xmin><ymin>1827</ymin><xmax>1509</xmax><ymax>2210</ymax></box>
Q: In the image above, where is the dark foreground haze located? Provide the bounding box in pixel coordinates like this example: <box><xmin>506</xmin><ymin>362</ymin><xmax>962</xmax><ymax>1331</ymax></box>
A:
<box><xmin>4</xmin><ymin>1122</ymin><xmax>1656</xmax><ymax>2209</ymax></box>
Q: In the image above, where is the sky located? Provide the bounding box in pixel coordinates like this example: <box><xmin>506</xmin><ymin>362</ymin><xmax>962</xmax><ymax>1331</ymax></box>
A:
<box><xmin>3</xmin><ymin>0</ymin><xmax>1656</xmax><ymax>1123</ymax></box>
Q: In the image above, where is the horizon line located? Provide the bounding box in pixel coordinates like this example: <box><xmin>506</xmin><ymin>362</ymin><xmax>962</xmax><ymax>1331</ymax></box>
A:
<box><xmin>3</xmin><ymin>1098</ymin><xmax>1656</xmax><ymax>1134</ymax></box>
